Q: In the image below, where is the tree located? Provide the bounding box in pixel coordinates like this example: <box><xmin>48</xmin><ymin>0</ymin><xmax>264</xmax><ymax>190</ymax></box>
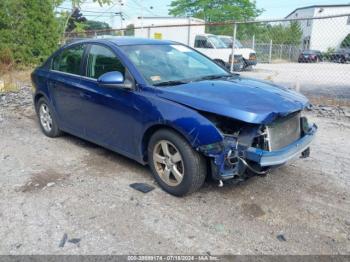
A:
<box><xmin>0</xmin><ymin>0</ymin><xmax>60</xmax><ymax>65</ymax></box>
<box><xmin>125</xmin><ymin>24</ymin><xmax>135</xmax><ymax>36</ymax></box>
<box><xmin>169</xmin><ymin>0</ymin><xmax>262</xmax><ymax>21</ymax></box>
<box><xmin>56</xmin><ymin>0</ymin><xmax>112</xmax><ymax>41</ymax></box>
<box><xmin>169</xmin><ymin>0</ymin><xmax>263</xmax><ymax>35</ymax></box>
<box><xmin>66</xmin><ymin>8</ymin><xmax>87</xmax><ymax>32</ymax></box>
<box><xmin>257</xmin><ymin>22</ymin><xmax>303</xmax><ymax>45</ymax></box>
<box><xmin>341</xmin><ymin>34</ymin><xmax>350</xmax><ymax>48</ymax></box>
<box><xmin>84</xmin><ymin>20</ymin><xmax>111</xmax><ymax>31</ymax></box>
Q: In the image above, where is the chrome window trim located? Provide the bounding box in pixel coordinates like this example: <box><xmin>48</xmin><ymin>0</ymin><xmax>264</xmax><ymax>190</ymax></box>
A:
<box><xmin>50</xmin><ymin>69</ymin><xmax>97</xmax><ymax>82</ymax></box>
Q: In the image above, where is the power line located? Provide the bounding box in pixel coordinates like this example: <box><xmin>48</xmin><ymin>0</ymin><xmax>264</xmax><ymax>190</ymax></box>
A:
<box><xmin>127</xmin><ymin>0</ymin><xmax>161</xmax><ymax>17</ymax></box>
<box><xmin>87</xmin><ymin>3</ymin><xmax>118</xmax><ymax>20</ymax></box>
<box><xmin>56</xmin><ymin>6</ymin><xmax>117</xmax><ymax>14</ymax></box>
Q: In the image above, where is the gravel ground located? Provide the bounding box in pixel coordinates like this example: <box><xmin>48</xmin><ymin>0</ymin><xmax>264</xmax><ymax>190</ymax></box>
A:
<box><xmin>0</xmin><ymin>86</ymin><xmax>350</xmax><ymax>255</ymax></box>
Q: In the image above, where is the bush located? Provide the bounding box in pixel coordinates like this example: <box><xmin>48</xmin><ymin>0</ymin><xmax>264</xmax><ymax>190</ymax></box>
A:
<box><xmin>0</xmin><ymin>0</ymin><xmax>60</xmax><ymax>66</ymax></box>
<box><xmin>341</xmin><ymin>34</ymin><xmax>350</xmax><ymax>48</ymax></box>
<box><xmin>0</xmin><ymin>48</ymin><xmax>14</xmax><ymax>67</ymax></box>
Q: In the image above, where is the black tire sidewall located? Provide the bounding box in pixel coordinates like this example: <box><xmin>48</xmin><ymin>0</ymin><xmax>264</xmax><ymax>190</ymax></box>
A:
<box><xmin>148</xmin><ymin>129</ymin><xmax>206</xmax><ymax>196</ymax></box>
<box><xmin>36</xmin><ymin>97</ymin><xmax>61</xmax><ymax>137</ymax></box>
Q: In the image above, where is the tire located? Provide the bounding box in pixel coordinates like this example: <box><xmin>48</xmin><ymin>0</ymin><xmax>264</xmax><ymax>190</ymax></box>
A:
<box><xmin>36</xmin><ymin>97</ymin><xmax>62</xmax><ymax>138</ymax></box>
<box><xmin>148</xmin><ymin>129</ymin><xmax>206</xmax><ymax>196</ymax></box>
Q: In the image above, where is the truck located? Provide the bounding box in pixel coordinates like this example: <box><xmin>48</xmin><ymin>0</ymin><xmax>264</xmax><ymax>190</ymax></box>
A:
<box><xmin>131</xmin><ymin>17</ymin><xmax>257</xmax><ymax>71</ymax></box>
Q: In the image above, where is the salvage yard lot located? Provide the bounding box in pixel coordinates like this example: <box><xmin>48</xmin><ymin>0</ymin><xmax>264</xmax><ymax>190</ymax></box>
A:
<box><xmin>240</xmin><ymin>62</ymin><xmax>350</xmax><ymax>103</ymax></box>
<box><xmin>0</xmin><ymin>86</ymin><xmax>349</xmax><ymax>254</ymax></box>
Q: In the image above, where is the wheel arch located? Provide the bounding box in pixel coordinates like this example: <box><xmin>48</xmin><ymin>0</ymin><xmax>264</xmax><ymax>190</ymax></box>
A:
<box><xmin>33</xmin><ymin>92</ymin><xmax>49</xmax><ymax>112</ymax></box>
<box><xmin>141</xmin><ymin>123</ymin><xmax>195</xmax><ymax>163</ymax></box>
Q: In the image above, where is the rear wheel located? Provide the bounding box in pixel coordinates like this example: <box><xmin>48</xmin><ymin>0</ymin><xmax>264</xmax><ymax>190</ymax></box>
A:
<box><xmin>148</xmin><ymin>129</ymin><xmax>206</xmax><ymax>196</ymax></box>
<box><xmin>36</xmin><ymin>97</ymin><xmax>62</xmax><ymax>137</ymax></box>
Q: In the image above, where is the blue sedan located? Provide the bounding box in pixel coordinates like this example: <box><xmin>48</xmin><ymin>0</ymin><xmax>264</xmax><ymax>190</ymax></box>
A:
<box><xmin>31</xmin><ymin>38</ymin><xmax>317</xmax><ymax>196</ymax></box>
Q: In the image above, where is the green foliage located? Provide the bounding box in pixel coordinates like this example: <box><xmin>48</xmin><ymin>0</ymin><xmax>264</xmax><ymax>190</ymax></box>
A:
<box><xmin>125</xmin><ymin>24</ymin><xmax>135</xmax><ymax>36</ymax></box>
<box><xmin>0</xmin><ymin>0</ymin><xmax>60</xmax><ymax>65</ymax></box>
<box><xmin>0</xmin><ymin>48</ymin><xmax>14</xmax><ymax>66</ymax></box>
<box><xmin>341</xmin><ymin>34</ymin><xmax>350</xmax><ymax>48</ymax></box>
<box><xmin>169</xmin><ymin>0</ymin><xmax>263</xmax><ymax>22</ymax></box>
<box><xmin>84</xmin><ymin>20</ymin><xmax>111</xmax><ymax>31</ymax></box>
<box><xmin>67</xmin><ymin>8</ymin><xmax>87</xmax><ymax>32</ymax></box>
<box><xmin>54</xmin><ymin>0</ymin><xmax>112</xmax><ymax>8</ymax></box>
<box><xmin>255</xmin><ymin>22</ymin><xmax>303</xmax><ymax>45</ymax></box>
<box><xmin>169</xmin><ymin>0</ymin><xmax>262</xmax><ymax>36</ymax></box>
<box><xmin>0</xmin><ymin>0</ymin><xmax>112</xmax><ymax>66</ymax></box>
<box><xmin>168</xmin><ymin>0</ymin><xmax>301</xmax><ymax>46</ymax></box>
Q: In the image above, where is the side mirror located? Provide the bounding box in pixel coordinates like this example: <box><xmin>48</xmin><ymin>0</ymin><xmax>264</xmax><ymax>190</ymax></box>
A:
<box><xmin>97</xmin><ymin>71</ymin><xmax>133</xmax><ymax>90</ymax></box>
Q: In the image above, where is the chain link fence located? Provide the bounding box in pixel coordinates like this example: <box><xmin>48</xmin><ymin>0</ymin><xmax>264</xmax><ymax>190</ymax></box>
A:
<box><xmin>65</xmin><ymin>13</ymin><xmax>350</xmax><ymax>105</ymax></box>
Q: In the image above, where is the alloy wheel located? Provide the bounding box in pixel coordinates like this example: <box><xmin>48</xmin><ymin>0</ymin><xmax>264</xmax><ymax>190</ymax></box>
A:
<box><xmin>153</xmin><ymin>140</ymin><xmax>184</xmax><ymax>186</ymax></box>
<box><xmin>39</xmin><ymin>103</ymin><xmax>53</xmax><ymax>133</ymax></box>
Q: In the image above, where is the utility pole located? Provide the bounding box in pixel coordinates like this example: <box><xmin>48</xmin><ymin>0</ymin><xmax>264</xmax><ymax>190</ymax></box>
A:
<box><xmin>115</xmin><ymin>12</ymin><xmax>125</xmax><ymax>35</ymax></box>
<box><xmin>230</xmin><ymin>22</ymin><xmax>237</xmax><ymax>72</ymax></box>
<box><xmin>140</xmin><ymin>0</ymin><xmax>144</xmax><ymax>34</ymax></box>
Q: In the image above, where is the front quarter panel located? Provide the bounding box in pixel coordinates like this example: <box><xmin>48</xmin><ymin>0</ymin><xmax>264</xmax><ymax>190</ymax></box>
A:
<box><xmin>136</xmin><ymin>88</ymin><xmax>224</xmax><ymax>158</ymax></box>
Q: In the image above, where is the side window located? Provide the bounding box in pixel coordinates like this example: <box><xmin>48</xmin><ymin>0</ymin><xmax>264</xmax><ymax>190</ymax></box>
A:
<box><xmin>194</xmin><ymin>37</ymin><xmax>212</xmax><ymax>48</ymax></box>
<box><xmin>52</xmin><ymin>45</ymin><xmax>85</xmax><ymax>75</ymax></box>
<box><xmin>87</xmin><ymin>45</ymin><xmax>125</xmax><ymax>79</ymax></box>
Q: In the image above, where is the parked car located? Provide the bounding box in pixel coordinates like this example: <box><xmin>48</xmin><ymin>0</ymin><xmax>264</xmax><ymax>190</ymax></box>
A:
<box><xmin>298</xmin><ymin>50</ymin><xmax>323</xmax><ymax>63</ymax></box>
<box><xmin>217</xmin><ymin>35</ymin><xmax>257</xmax><ymax>68</ymax></box>
<box><xmin>329</xmin><ymin>49</ymin><xmax>350</xmax><ymax>63</ymax></box>
<box><xmin>31</xmin><ymin>38</ymin><xmax>317</xmax><ymax>196</ymax></box>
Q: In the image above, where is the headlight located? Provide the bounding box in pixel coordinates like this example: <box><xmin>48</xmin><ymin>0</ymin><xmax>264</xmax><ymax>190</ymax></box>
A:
<box><xmin>300</xmin><ymin>116</ymin><xmax>310</xmax><ymax>135</ymax></box>
<box><xmin>199</xmin><ymin>142</ymin><xmax>224</xmax><ymax>154</ymax></box>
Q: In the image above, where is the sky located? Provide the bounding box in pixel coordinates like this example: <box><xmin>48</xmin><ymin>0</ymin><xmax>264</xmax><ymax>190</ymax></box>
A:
<box><xmin>57</xmin><ymin>0</ymin><xmax>350</xmax><ymax>28</ymax></box>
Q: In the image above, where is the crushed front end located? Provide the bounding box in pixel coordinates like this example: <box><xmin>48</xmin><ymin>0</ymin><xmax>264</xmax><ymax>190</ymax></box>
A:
<box><xmin>198</xmin><ymin>111</ymin><xmax>317</xmax><ymax>182</ymax></box>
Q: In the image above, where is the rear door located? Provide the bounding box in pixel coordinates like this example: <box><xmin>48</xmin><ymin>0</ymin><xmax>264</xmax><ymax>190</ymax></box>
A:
<box><xmin>48</xmin><ymin>44</ymin><xmax>87</xmax><ymax>133</ymax></box>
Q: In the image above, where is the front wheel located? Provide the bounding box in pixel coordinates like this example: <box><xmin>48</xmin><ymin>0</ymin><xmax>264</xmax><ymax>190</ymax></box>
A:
<box><xmin>148</xmin><ymin>129</ymin><xmax>207</xmax><ymax>196</ymax></box>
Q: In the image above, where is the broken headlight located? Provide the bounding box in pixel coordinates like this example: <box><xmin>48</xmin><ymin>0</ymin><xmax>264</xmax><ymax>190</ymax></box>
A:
<box><xmin>198</xmin><ymin>142</ymin><xmax>224</xmax><ymax>154</ymax></box>
<box><xmin>300</xmin><ymin>116</ymin><xmax>310</xmax><ymax>135</ymax></box>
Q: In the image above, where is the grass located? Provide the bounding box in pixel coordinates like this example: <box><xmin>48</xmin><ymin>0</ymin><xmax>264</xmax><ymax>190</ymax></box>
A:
<box><xmin>0</xmin><ymin>66</ymin><xmax>33</xmax><ymax>93</ymax></box>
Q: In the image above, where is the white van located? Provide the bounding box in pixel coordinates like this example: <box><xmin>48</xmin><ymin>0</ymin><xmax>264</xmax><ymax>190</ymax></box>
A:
<box><xmin>132</xmin><ymin>17</ymin><xmax>257</xmax><ymax>71</ymax></box>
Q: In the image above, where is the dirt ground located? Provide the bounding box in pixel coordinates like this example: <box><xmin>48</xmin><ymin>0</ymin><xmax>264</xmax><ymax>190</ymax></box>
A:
<box><xmin>0</xmin><ymin>82</ymin><xmax>350</xmax><ymax>255</ymax></box>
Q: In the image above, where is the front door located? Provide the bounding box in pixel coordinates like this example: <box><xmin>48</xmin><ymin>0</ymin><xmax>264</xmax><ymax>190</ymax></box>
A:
<box><xmin>78</xmin><ymin>44</ymin><xmax>140</xmax><ymax>155</ymax></box>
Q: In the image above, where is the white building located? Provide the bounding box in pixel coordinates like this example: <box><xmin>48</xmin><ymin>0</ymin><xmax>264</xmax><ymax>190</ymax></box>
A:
<box><xmin>131</xmin><ymin>17</ymin><xmax>206</xmax><ymax>46</ymax></box>
<box><xmin>285</xmin><ymin>4</ymin><xmax>350</xmax><ymax>51</ymax></box>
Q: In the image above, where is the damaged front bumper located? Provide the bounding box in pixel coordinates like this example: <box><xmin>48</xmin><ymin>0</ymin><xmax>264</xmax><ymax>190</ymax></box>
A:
<box><xmin>245</xmin><ymin>123</ymin><xmax>317</xmax><ymax>166</ymax></box>
<box><xmin>199</xmin><ymin>123</ymin><xmax>318</xmax><ymax>181</ymax></box>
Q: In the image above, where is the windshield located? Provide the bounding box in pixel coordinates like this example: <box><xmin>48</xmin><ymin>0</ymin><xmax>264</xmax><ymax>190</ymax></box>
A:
<box><xmin>234</xmin><ymin>40</ymin><xmax>243</xmax><ymax>48</ymax></box>
<box><xmin>120</xmin><ymin>44</ymin><xmax>230</xmax><ymax>86</ymax></box>
<box><xmin>207</xmin><ymin>36</ymin><xmax>227</xmax><ymax>49</ymax></box>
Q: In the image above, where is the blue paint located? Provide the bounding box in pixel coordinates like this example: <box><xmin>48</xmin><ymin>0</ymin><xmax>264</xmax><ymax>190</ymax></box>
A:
<box><xmin>31</xmin><ymin>38</ymin><xmax>317</xmax><ymax>180</ymax></box>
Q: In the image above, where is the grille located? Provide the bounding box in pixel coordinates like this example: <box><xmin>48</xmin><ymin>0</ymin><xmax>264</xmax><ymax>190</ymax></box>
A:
<box><xmin>266</xmin><ymin>113</ymin><xmax>301</xmax><ymax>151</ymax></box>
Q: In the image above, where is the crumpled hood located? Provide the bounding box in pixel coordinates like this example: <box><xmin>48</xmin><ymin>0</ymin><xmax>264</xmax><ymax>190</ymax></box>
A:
<box><xmin>156</xmin><ymin>76</ymin><xmax>309</xmax><ymax>124</ymax></box>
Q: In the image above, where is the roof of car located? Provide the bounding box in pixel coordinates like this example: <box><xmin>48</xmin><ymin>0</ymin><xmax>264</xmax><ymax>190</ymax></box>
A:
<box><xmin>67</xmin><ymin>37</ymin><xmax>175</xmax><ymax>46</ymax></box>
